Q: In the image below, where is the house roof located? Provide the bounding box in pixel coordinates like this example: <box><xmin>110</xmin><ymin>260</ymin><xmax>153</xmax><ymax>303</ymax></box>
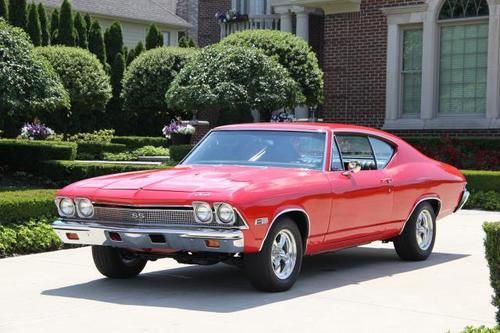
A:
<box><xmin>36</xmin><ymin>0</ymin><xmax>191</xmax><ymax>28</ymax></box>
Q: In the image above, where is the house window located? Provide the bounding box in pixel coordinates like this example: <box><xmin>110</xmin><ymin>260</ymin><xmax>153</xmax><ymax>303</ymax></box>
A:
<box><xmin>401</xmin><ymin>28</ymin><xmax>423</xmax><ymax>115</ymax></box>
<box><xmin>163</xmin><ymin>32</ymin><xmax>171</xmax><ymax>46</ymax></box>
<box><xmin>235</xmin><ymin>0</ymin><xmax>249</xmax><ymax>14</ymax></box>
<box><xmin>438</xmin><ymin>0</ymin><xmax>489</xmax><ymax>114</ymax></box>
<box><xmin>234</xmin><ymin>0</ymin><xmax>267</xmax><ymax>15</ymax></box>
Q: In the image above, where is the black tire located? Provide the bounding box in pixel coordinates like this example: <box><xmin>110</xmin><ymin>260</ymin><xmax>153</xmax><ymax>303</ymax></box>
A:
<box><xmin>92</xmin><ymin>246</ymin><xmax>147</xmax><ymax>278</ymax></box>
<box><xmin>394</xmin><ymin>202</ymin><xmax>436</xmax><ymax>261</ymax></box>
<box><xmin>244</xmin><ymin>217</ymin><xmax>303</xmax><ymax>292</ymax></box>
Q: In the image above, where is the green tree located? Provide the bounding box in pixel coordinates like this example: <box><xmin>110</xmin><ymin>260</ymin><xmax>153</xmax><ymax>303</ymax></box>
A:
<box><xmin>49</xmin><ymin>9</ymin><xmax>59</xmax><ymax>43</ymax></box>
<box><xmin>8</xmin><ymin>0</ymin><xmax>27</xmax><ymax>29</ymax></box>
<box><xmin>122</xmin><ymin>47</ymin><xmax>196</xmax><ymax>135</ymax></box>
<box><xmin>107</xmin><ymin>52</ymin><xmax>125</xmax><ymax>129</ymax></box>
<box><xmin>58</xmin><ymin>0</ymin><xmax>74</xmax><ymax>46</ymax></box>
<box><xmin>178</xmin><ymin>35</ymin><xmax>196</xmax><ymax>48</ymax></box>
<box><xmin>88</xmin><ymin>19</ymin><xmax>105</xmax><ymax>64</ymax></box>
<box><xmin>0</xmin><ymin>0</ymin><xmax>7</xmax><ymax>19</ymax></box>
<box><xmin>34</xmin><ymin>46</ymin><xmax>112</xmax><ymax>133</ymax></box>
<box><xmin>165</xmin><ymin>45</ymin><xmax>303</xmax><ymax>121</ymax></box>
<box><xmin>134</xmin><ymin>40</ymin><xmax>144</xmax><ymax>57</ymax></box>
<box><xmin>37</xmin><ymin>3</ymin><xmax>49</xmax><ymax>46</ymax></box>
<box><xmin>84</xmin><ymin>13</ymin><xmax>91</xmax><ymax>37</ymax></box>
<box><xmin>221</xmin><ymin>30</ymin><xmax>324</xmax><ymax>107</ymax></box>
<box><xmin>125</xmin><ymin>48</ymin><xmax>136</xmax><ymax>66</ymax></box>
<box><xmin>0</xmin><ymin>19</ymin><xmax>69</xmax><ymax>136</ymax></box>
<box><xmin>145</xmin><ymin>23</ymin><xmax>162</xmax><ymax>49</ymax></box>
<box><xmin>26</xmin><ymin>3</ymin><xmax>40</xmax><ymax>46</ymax></box>
<box><xmin>73</xmin><ymin>12</ymin><xmax>87</xmax><ymax>48</ymax></box>
<box><xmin>104</xmin><ymin>21</ymin><xmax>123</xmax><ymax>65</ymax></box>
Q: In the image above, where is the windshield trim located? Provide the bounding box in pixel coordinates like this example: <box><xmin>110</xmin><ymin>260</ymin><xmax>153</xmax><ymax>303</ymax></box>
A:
<box><xmin>179</xmin><ymin>128</ymin><xmax>329</xmax><ymax>171</ymax></box>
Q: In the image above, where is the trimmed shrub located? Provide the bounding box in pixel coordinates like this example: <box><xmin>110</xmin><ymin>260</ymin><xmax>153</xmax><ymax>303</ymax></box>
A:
<box><xmin>38</xmin><ymin>3</ymin><xmax>49</xmax><ymax>46</ymax></box>
<box><xmin>104</xmin><ymin>21</ymin><xmax>123</xmax><ymax>66</ymax></box>
<box><xmin>166</xmin><ymin>45</ymin><xmax>303</xmax><ymax>121</ymax></box>
<box><xmin>484</xmin><ymin>222</ymin><xmax>500</xmax><ymax>324</ymax></box>
<box><xmin>0</xmin><ymin>0</ymin><xmax>6</xmax><ymax>19</ymax></box>
<box><xmin>405</xmin><ymin>136</ymin><xmax>499</xmax><ymax>170</ymax></box>
<box><xmin>39</xmin><ymin>160</ymin><xmax>167</xmax><ymax>183</ymax></box>
<box><xmin>0</xmin><ymin>218</ymin><xmax>62</xmax><ymax>257</ymax></box>
<box><xmin>465</xmin><ymin>190</ymin><xmax>500</xmax><ymax>211</ymax></box>
<box><xmin>76</xmin><ymin>142</ymin><xmax>128</xmax><ymax>160</ymax></box>
<box><xmin>170</xmin><ymin>144</ymin><xmax>194</xmax><ymax>162</ymax></box>
<box><xmin>0</xmin><ymin>189</ymin><xmax>56</xmax><ymax>225</ymax></box>
<box><xmin>220</xmin><ymin>30</ymin><xmax>323</xmax><ymax>107</ymax></box>
<box><xmin>34</xmin><ymin>46</ymin><xmax>112</xmax><ymax>133</ymax></box>
<box><xmin>49</xmin><ymin>9</ymin><xmax>58</xmax><ymax>42</ymax></box>
<box><xmin>462</xmin><ymin>170</ymin><xmax>500</xmax><ymax>192</ymax></box>
<box><xmin>57</xmin><ymin>0</ymin><xmax>74</xmax><ymax>46</ymax></box>
<box><xmin>145</xmin><ymin>23</ymin><xmax>162</xmax><ymax>49</ymax></box>
<box><xmin>26</xmin><ymin>3</ymin><xmax>41</xmax><ymax>46</ymax></box>
<box><xmin>460</xmin><ymin>326</ymin><xmax>500</xmax><ymax>333</ymax></box>
<box><xmin>122</xmin><ymin>47</ymin><xmax>196</xmax><ymax>135</ymax></box>
<box><xmin>8</xmin><ymin>0</ymin><xmax>26</xmax><ymax>29</ymax></box>
<box><xmin>0</xmin><ymin>19</ymin><xmax>69</xmax><ymax>135</ymax></box>
<box><xmin>0</xmin><ymin>139</ymin><xmax>77</xmax><ymax>172</ymax></box>
<box><xmin>88</xmin><ymin>19</ymin><xmax>106</xmax><ymax>64</ymax></box>
<box><xmin>74</xmin><ymin>12</ymin><xmax>87</xmax><ymax>48</ymax></box>
<box><xmin>111</xmin><ymin>136</ymin><xmax>167</xmax><ymax>149</ymax></box>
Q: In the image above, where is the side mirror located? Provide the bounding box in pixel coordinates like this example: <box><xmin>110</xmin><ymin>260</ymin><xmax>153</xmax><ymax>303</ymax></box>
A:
<box><xmin>342</xmin><ymin>160</ymin><xmax>362</xmax><ymax>176</ymax></box>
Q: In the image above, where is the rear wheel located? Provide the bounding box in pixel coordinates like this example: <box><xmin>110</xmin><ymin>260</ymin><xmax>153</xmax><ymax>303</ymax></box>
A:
<box><xmin>92</xmin><ymin>246</ymin><xmax>147</xmax><ymax>278</ymax></box>
<box><xmin>244</xmin><ymin>218</ymin><xmax>303</xmax><ymax>292</ymax></box>
<box><xmin>394</xmin><ymin>202</ymin><xmax>436</xmax><ymax>261</ymax></box>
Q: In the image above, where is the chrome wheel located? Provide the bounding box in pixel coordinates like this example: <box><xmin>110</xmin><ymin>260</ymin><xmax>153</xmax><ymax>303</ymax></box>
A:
<box><xmin>416</xmin><ymin>209</ymin><xmax>434</xmax><ymax>250</ymax></box>
<box><xmin>271</xmin><ymin>229</ymin><xmax>297</xmax><ymax>280</ymax></box>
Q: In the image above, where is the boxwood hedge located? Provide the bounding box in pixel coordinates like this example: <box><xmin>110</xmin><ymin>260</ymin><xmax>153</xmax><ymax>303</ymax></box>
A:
<box><xmin>111</xmin><ymin>136</ymin><xmax>167</xmax><ymax>149</ymax></box>
<box><xmin>0</xmin><ymin>189</ymin><xmax>57</xmax><ymax>225</ymax></box>
<box><xmin>76</xmin><ymin>142</ymin><xmax>128</xmax><ymax>160</ymax></box>
<box><xmin>483</xmin><ymin>222</ymin><xmax>500</xmax><ymax>324</ymax></box>
<box><xmin>169</xmin><ymin>144</ymin><xmax>194</xmax><ymax>162</ymax></box>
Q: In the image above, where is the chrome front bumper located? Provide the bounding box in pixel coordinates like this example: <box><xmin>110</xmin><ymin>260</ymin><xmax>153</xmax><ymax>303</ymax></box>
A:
<box><xmin>52</xmin><ymin>220</ymin><xmax>244</xmax><ymax>253</ymax></box>
<box><xmin>455</xmin><ymin>188</ymin><xmax>470</xmax><ymax>212</ymax></box>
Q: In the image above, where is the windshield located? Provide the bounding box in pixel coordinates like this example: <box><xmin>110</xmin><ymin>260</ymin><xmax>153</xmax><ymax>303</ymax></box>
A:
<box><xmin>182</xmin><ymin>130</ymin><xmax>326</xmax><ymax>170</ymax></box>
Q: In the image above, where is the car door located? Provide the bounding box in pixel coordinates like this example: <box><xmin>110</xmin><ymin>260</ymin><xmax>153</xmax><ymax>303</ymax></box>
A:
<box><xmin>324</xmin><ymin>133</ymin><xmax>395</xmax><ymax>245</ymax></box>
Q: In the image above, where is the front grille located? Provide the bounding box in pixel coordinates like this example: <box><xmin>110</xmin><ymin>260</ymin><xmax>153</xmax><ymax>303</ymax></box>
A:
<box><xmin>83</xmin><ymin>205</ymin><xmax>244</xmax><ymax>228</ymax></box>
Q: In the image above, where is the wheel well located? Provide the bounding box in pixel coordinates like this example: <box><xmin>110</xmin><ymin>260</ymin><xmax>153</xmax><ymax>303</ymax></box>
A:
<box><xmin>277</xmin><ymin>211</ymin><xmax>309</xmax><ymax>249</ymax></box>
<box><xmin>422</xmin><ymin>198</ymin><xmax>441</xmax><ymax>217</ymax></box>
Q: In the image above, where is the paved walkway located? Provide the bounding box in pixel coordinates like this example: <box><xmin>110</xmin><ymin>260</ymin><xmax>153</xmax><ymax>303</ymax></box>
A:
<box><xmin>0</xmin><ymin>210</ymin><xmax>499</xmax><ymax>333</ymax></box>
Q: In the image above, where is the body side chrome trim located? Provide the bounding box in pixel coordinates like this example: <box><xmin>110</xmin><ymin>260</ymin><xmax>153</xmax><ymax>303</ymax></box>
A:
<box><xmin>398</xmin><ymin>196</ymin><xmax>442</xmax><ymax>235</ymax></box>
<box><xmin>258</xmin><ymin>208</ymin><xmax>311</xmax><ymax>253</ymax></box>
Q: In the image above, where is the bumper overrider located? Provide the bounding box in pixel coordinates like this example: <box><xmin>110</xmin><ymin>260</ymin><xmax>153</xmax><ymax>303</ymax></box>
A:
<box><xmin>454</xmin><ymin>187</ymin><xmax>470</xmax><ymax>212</ymax></box>
<box><xmin>52</xmin><ymin>219</ymin><xmax>244</xmax><ymax>253</ymax></box>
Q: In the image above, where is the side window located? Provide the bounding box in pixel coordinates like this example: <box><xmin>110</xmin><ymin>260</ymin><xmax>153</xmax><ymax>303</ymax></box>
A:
<box><xmin>336</xmin><ymin>135</ymin><xmax>376</xmax><ymax>170</ymax></box>
<box><xmin>369</xmin><ymin>137</ymin><xmax>395</xmax><ymax>169</ymax></box>
<box><xmin>331</xmin><ymin>138</ymin><xmax>343</xmax><ymax>171</ymax></box>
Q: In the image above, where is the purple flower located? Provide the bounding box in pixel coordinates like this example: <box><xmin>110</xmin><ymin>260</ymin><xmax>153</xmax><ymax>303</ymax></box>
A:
<box><xmin>20</xmin><ymin>122</ymin><xmax>55</xmax><ymax>140</ymax></box>
<box><xmin>162</xmin><ymin>120</ymin><xmax>195</xmax><ymax>138</ymax></box>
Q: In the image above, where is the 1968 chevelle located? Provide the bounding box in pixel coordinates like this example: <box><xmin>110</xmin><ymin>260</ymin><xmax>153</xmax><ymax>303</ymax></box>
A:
<box><xmin>52</xmin><ymin>123</ymin><xmax>469</xmax><ymax>291</ymax></box>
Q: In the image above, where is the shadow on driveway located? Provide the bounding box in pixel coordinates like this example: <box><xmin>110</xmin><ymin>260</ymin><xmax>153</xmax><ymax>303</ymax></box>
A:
<box><xmin>42</xmin><ymin>247</ymin><xmax>467</xmax><ymax>313</ymax></box>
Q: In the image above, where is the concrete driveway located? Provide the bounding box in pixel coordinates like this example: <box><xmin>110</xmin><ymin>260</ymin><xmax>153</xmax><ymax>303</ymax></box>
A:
<box><xmin>0</xmin><ymin>210</ymin><xmax>498</xmax><ymax>333</ymax></box>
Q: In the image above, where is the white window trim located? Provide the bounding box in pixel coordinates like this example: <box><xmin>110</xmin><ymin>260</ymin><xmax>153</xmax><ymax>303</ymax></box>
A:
<box><xmin>382</xmin><ymin>0</ymin><xmax>500</xmax><ymax>129</ymax></box>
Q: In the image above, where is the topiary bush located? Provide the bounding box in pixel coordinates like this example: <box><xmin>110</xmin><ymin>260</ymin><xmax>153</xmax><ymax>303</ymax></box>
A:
<box><xmin>76</xmin><ymin>142</ymin><xmax>128</xmax><ymax>160</ymax></box>
<box><xmin>462</xmin><ymin>170</ymin><xmax>500</xmax><ymax>192</ymax></box>
<box><xmin>0</xmin><ymin>19</ymin><xmax>69</xmax><ymax>136</ymax></box>
<box><xmin>169</xmin><ymin>144</ymin><xmax>194</xmax><ymax>162</ymax></box>
<box><xmin>34</xmin><ymin>46</ymin><xmax>112</xmax><ymax>133</ymax></box>
<box><xmin>483</xmin><ymin>222</ymin><xmax>500</xmax><ymax>324</ymax></box>
<box><xmin>121</xmin><ymin>46</ymin><xmax>197</xmax><ymax>135</ymax></box>
<box><xmin>111</xmin><ymin>136</ymin><xmax>167</xmax><ymax>149</ymax></box>
<box><xmin>165</xmin><ymin>45</ymin><xmax>303</xmax><ymax>121</ymax></box>
<box><xmin>220</xmin><ymin>30</ymin><xmax>323</xmax><ymax>108</ymax></box>
<box><xmin>0</xmin><ymin>189</ymin><xmax>56</xmax><ymax>225</ymax></box>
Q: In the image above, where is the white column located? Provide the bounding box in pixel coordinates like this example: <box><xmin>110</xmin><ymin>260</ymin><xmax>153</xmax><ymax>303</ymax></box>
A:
<box><xmin>420</xmin><ymin>13</ymin><xmax>437</xmax><ymax>121</ymax></box>
<box><xmin>295</xmin><ymin>12</ymin><xmax>309</xmax><ymax>41</ymax></box>
<box><xmin>486</xmin><ymin>4</ymin><xmax>500</xmax><ymax>122</ymax></box>
<box><xmin>385</xmin><ymin>23</ymin><xmax>400</xmax><ymax>122</ymax></box>
<box><xmin>280</xmin><ymin>13</ymin><xmax>292</xmax><ymax>33</ymax></box>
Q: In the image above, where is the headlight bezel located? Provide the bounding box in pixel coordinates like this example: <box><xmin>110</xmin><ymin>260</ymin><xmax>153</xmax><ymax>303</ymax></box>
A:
<box><xmin>55</xmin><ymin>197</ymin><xmax>76</xmax><ymax>217</ymax></box>
<box><xmin>74</xmin><ymin>197</ymin><xmax>94</xmax><ymax>218</ymax></box>
<box><xmin>192</xmin><ymin>201</ymin><xmax>213</xmax><ymax>224</ymax></box>
<box><xmin>214</xmin><ymin>202</ymin><xmax>236</xmax><ymax>225</ymax></box>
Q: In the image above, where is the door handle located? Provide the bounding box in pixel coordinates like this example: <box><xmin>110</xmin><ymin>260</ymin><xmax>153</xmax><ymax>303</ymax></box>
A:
<box><xmin>380</xmin><ymin>178</ymin><xmax>393</xmax><ymax>184</ymax></box>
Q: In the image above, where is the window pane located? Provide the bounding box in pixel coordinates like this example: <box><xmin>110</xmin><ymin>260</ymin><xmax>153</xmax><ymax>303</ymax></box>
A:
<box><xmin>439</xmin><ymin>23</ymin><xmax>488</xmax><ymax>114</ymax></box>
<box><xmin>336</xmin><ymin>135</ymin><xmax>376</xmax><ymax>170</ymax></box>
<box><xmin>369</xmin><ymin>137</ymin><xmax>395</xmax><ymax>169</ymax></box>
<box><xmin>439</xmin><ymin>0</ymin><xmax>489</xmax><ymax>20</ymax></box>
<box><xmin>331</xmin><ymin>139</ymin><xmax>343</xmax><ymax>171</ymax></box>
<box><xmin>401</xmin><ymin>28</ymin><xmax>423</xmax><ymax>115</ymax></box>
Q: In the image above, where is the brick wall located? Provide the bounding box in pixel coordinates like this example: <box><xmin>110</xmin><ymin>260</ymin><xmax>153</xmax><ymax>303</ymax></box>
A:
<box><xmin>198</xmin><ymin>0</ymin><xmax>231</xmax><ymax>47</ymax></box>
<box><xmin>322</xmin><ymin>0</ymin><xmax>423</xmax><ymax>128</ymax></box>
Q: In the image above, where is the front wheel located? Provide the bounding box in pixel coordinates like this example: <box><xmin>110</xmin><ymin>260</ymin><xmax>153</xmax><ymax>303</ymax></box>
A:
<box><xmin>92</xmin><ymin>246</ymin><xmax>147</xmax><ymax>278</ymax></box>
<box><xmin>244</xmin><ymin>218</ymin><xmax>303</xmax><ymax>292</ymax></box>
<box><xmin>394</xmin><ymin>202</ymin><xmax>436</xmax><ymax>261</ymax></box>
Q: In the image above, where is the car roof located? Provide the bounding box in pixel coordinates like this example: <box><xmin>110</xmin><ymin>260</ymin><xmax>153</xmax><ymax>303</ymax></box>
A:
<box><xmin>214</xmin><ymin>122</ymin><xmax>403</xmax><ymax>143</ymax></box>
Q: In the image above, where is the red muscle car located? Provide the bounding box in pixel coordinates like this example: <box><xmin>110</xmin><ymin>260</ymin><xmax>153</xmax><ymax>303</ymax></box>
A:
<box><xmin>52</xmin><ymin>123</ymin><xmax>469</xmax><ymax>292</ymax></box>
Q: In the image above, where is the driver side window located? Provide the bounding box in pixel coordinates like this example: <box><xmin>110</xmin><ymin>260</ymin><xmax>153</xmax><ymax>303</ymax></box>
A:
<box><xmin>335</xmin><ymin>135</ymin><xmax>377</xmax><ymax>170</ymax></box>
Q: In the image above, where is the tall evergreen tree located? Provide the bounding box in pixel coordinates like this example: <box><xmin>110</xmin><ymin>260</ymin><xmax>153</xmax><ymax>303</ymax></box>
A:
<box><xmin>58</xmin><ymin>0</ymin><xmax>74</xmax><ymax>46</ymax></box>
<box><xmin>145</xmin><ymin>23</ymin><xmax>162</xmax><ymax>49</ymax></box>
<box><xmin>0</xmin><ymin>0</ymin><xmax>7</xmax><ymax>19</ymax></box>
<box><xmin>8</xmin><ymin>0</ymin><xmax>27</xmax><ymax>29</ymax></box>
<box><xmin>107</xmin><ymin>52</ymin><xmax>125</xmax><ymax>129</ymax></box>
<box><xmin>74</xmin><ymin>12</ymin><xmax>87</xmax><ymax>48</ymax></box>
<box><xmin>88</xmin><ymin>19</ymin><xmax>106</xmax><ymax>64</ymax></box>
<box><xmin>126</xmin><ymin>48</ymin><xmax>136</xmax><ymax>66</ymax></box>
<box><xmin>26</xmin><ymin>3</ymin><xmax>41</xmax><ymax>46</ymax></box>
<box><xmin>84</xmin><ymin>13</ymin><xmax>91</xmax><ymax>39</ymax></box>
<box><xmin>50</xmin><ymin>9</ymin><xmax>59</xmax><ymax>44</ymax></box>
<box><xmin>134</xmin><ymin>41</ymin><xmax>144</xmax><ymax>57</ymax></box>
<box><xmin>105</xmin><ymin>21</ymin><xmax>123</xmax><ymax>65</ymax></box>
<box><xmin>37</xmin><ymin>3</ymin><xmax>49</xmax><ymax>46</ymax></box>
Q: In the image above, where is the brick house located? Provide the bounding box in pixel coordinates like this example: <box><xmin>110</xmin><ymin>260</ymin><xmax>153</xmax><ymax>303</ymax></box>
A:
<box><xmin>177</xmin><ymin>0</ymin><xmax>500</xmax><ymax>136</ymax></box>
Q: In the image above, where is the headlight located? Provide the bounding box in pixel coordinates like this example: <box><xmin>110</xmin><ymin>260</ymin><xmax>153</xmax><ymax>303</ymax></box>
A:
<box><xmin>75</xmin><ymin>198</ymin><xmax>94</xmax><ymax>218</ymax></box>
<box><xmin>193</xmin><ymin>202</ymin><xmax>213</xmax><ymax>223</ymax></box>
<box><xmin>215</xmin><ymin>203</ymin><xmax>236</xmax><ymax>225</ymax></box>
<box><xmin>57</xmin><ymin>197</ymin><xmax>75</xmax><ymax>217</ymax></box>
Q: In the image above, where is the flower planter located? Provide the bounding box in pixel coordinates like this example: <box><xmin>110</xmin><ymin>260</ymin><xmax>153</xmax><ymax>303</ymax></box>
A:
<box><xmin>171</xmin><ymin>133</ymin><xmax>192</xmax><ymax>145</ymax></box>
